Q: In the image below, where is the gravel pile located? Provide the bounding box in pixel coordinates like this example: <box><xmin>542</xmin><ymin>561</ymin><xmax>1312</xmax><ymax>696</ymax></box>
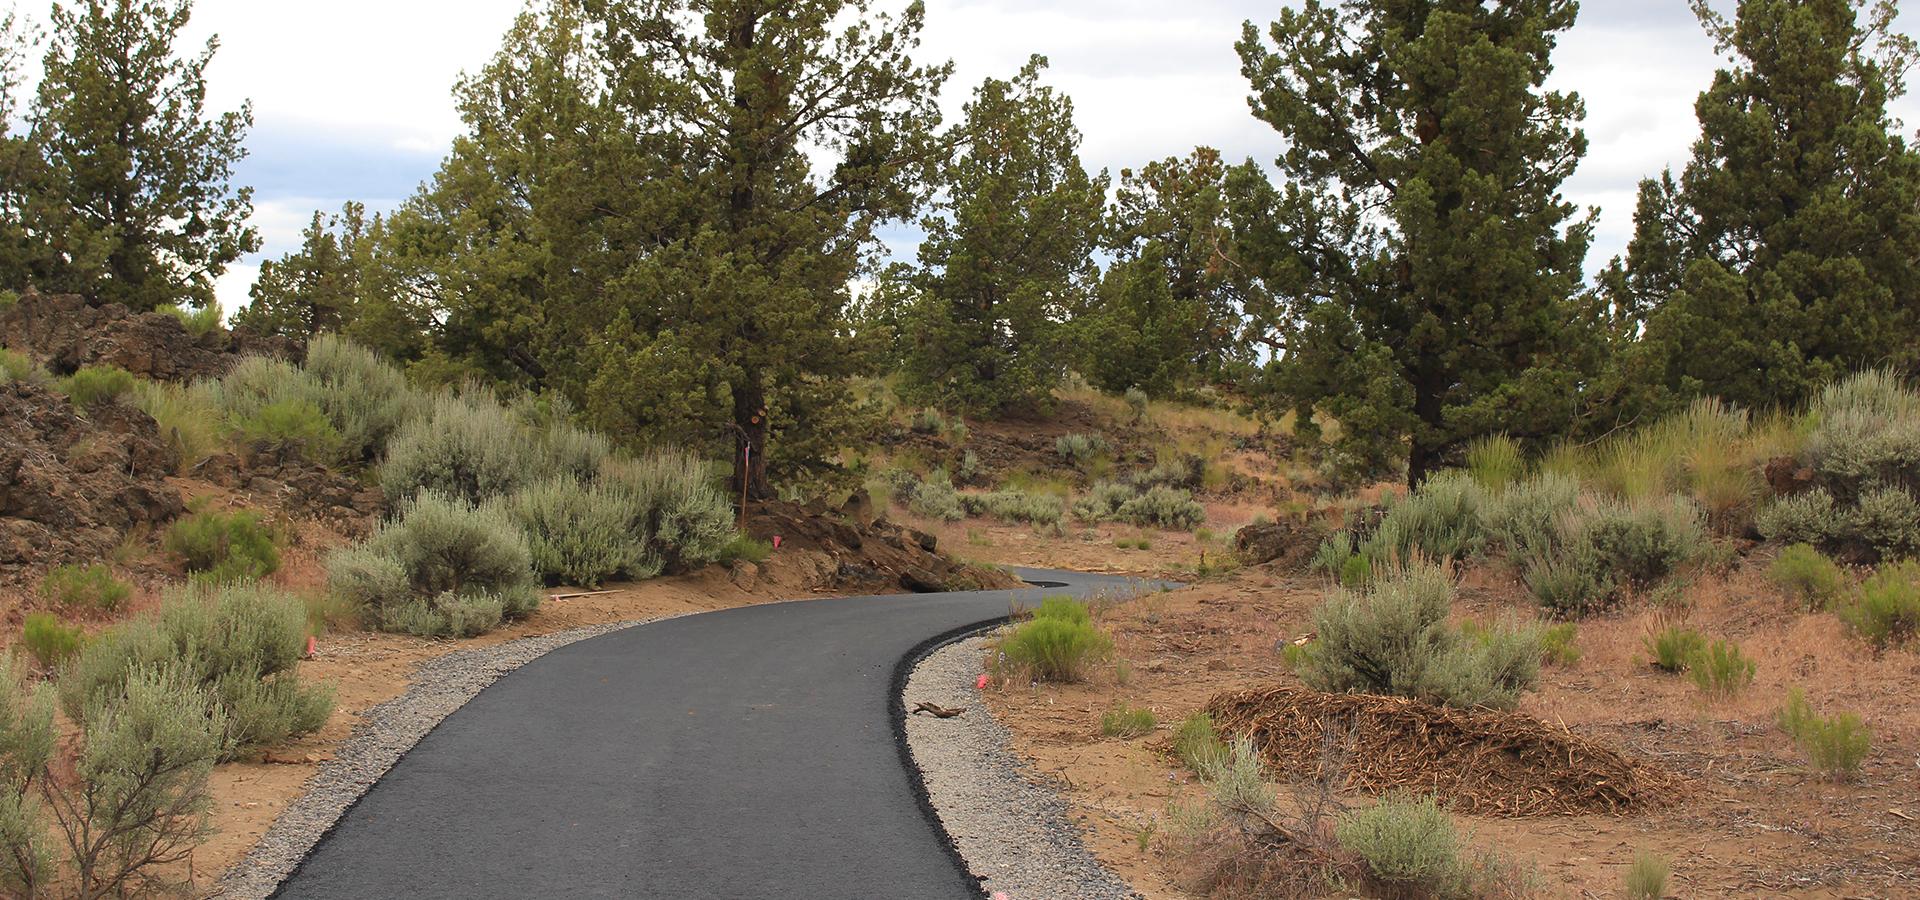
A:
<box><xmin>215</xmin><ymin>618</ymin><xmax>1137</xmax><ymax>900</ymax></box>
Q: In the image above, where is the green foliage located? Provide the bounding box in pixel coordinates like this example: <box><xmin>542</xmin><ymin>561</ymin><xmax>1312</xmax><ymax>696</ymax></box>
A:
<box><xmin>1335</xmin><ymin>792</ymin><xmax>1462</xmax><ymax>891</ymax></box>
<box><xmin>1481</xmin><ymin>472</ymin><xmax>1581</xmax><ymax>565</ymax></box>
<box><xmin>56</xmin><ymin>365</ymin><xmax>135</xmax><ymax>408</ymax></box>
<box><xmin>1622</xmin><ymin>2</ymin><xmax>1920</xmax><ymax>412</ymax></box>
<box><xmin>0</xmin><ymin>347</ymin><xmax>44</xmax><ymax>385</ymax></box>
<box><xmin>129</xmin><ymin>378</ymin><xmax>221</xmax><ymax>471</ymax></box>
<box><xmin>506</xmin><ymin>477</ymin><xmax>652</xmax><ymax>588</ymax></box>
<box><xmin>155</xmin><ymin>301</ymin><xmax>221</xmax><ymax>336</ymax></box>
<box><xmin>1643</xmin><ymin>624</ymin><xmax>1705</xmax><ymax>673</ymax></box>
<box><xmin>1124</xmin><ymin>386</ymin><xmax>1150</xmax><ymax>420</ymax></box>
<box><xmin>234</xmin><ymin>203</ymin><xmax>382</xmax><ymax>341</ymax></box>
<box><xmin>164</xmin><ymin>508</ymin><xmax>280</xmax><ymax>584</ymax></box>
<box><xmin>1001</xmin><ymin>597</ymin><xmax>1111</xmax><ymax>683</ymax></box>
<box><xmin>380</xmin><ymin>392</ymin><xmax>549</xmax><ymax>506</ymax></box>
<box><xmin>1203</xmin><ymin>736</ymin><xmax>1274</xmax><ymax>812</ymax></box>
<box><xmin>21</xmin><ymin>612</ymin><xmax>82</xmax><ymax>670</ymax></box>
<box><xmin>41</xmin><ymin>563</ymin><xmax>130</xmax><ymax>612</ymax></box>
<box><xmin>1757</xmin><ymin>370</ymin><xmax>1920</xmax><ymax>562</ymax></box>
<box><xmin>907</xmin><ymin>468</ymin><xmax>964</xmax><ymax>521</ymax></box>
<box><xmin>1072</xmin><ymin>481</ymin><xmax>1135</xmax><ymax>522</ymax></box>
<box><xmin>1100</xmin><ymin>702</ymin><xmax>1156</xmax><ymax>738</ymax></box>
<box><xmin>1767</xmin><ymin>543</ymin><xmax>1849</xmax><ymax>611</ymax></box>
<box><xmin>1172</xmin><ymin>712</ymin><xmax>1229</xmax><ymax>776</ymax></box>
<box><xmin>1115</xmin><ymin>484</ymin><xmax>1206</xmax><ymax>530</ymax></box>
<box><xmin>1688</xmin><ymin>639</ymin><xmax>1756</xmax><ymax>698</ymax></box>
<box><xmin>1538</xmin><ymin>623</ymin><xmax>1581</xmax><ymax>667</ymax></box>
<box><xmin>0</xmin><ymin>659</ymin><xmax>58</xmax><ymax>895</ymax></box>
<box><xmin>1054</xmin><ymin>432</ymin><xmax>1110</xmax><ymax>467</ymax></box>
<box><xmin>1625</xmin><ymin>850</ymin><xmax>1669</xmax><ymax>900</ymax></box>
<box><xmin>298</xmin><ymin>333</ymin><xmax>428</xmax><ymax>462</ymax></box>
<box><xmin>599</xmin><ymin>451</ymin><xmax>736</xmax><ymax>575</ymax></box>
<box><xmin>19</xmin><ymin>0</ymin><xmax>258</xmax><ymax>310</ymax></box>
<box><xmin>1358</xmin><ymin>470</ymin><xmax>1486</xmax><ymax>565</ymax></box>
<box><xmin>1296</xmin><ymin>561</ymin><xmax>1541</xmax><ymax>709</ymax></box>
<box><xmin>1241</xmin><ymin>0</ymin><xmax>1600</xmax><ymax>486</ymax></box>
<box><xmin>1465</xmin><ymin>434</ymin><xmax>1529</xmax><ymax>492</ymax></box>
<box><xmin>894</xmin><ymin>57</ymin><xmax>1104</xmax><ymax>415</ymax></box>
<box><xmin>233</xmin><ymin>398</ymin><xmax>344</xmax><ymax>462</ymax></box>
<box><xmin>1840</xmin><ymin>558</ymin><xmax>1920</xmax><ymax>649</ymax></box>
<box><xmin>959</xmin><ymin>490</ymin><xmax>1066</xmax><ymax>526</ymax></box>
<box><xmin>1572</xmin><ymin>494</ymin><xmax>1708</xmax><ymax>588</ymax></box>
<box><xmin>1777</xmin><ymin>686</ymin><xmax>1871</xmax><ymax>780</ymax></box>
<box><xmin>1523</xmin><ymin>543</ymin><xmax>1615</xmax><ymax>617</ymax></box>
<box><xmin>327</xmin><ymin>492</ymin><xmax>539</xmax><ymax>637</ymax></box>
<box><xmin>58</xmin><ymin>582</ymin><xmax>332</xmax><ymax>757</ymax></box>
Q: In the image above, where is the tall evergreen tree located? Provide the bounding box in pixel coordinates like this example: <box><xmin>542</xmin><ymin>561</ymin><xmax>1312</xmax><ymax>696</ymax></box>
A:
<box><xmin>559</xmin><ymin>0</ymin><xmax>949</xmax><ymax>497</ymax></box>
<box><xmin>235</xmin><ymin>203</ymin><xmax>385</xmax><ymax>340</ymax></box>
<box><xmin>1613</xmin><ymin>0</ymin><xmax>1920</xmax><ymax>410</ymax></box>
<box><xmin>24</xmin><ymin>0</ymin><xmax>256</xmax><ymax>310</ymax></box>
<box><xmin>0</xmin><ymin>9</ymin><xmax>40</xmax><ymax>288</ymax></box>
<box><xmin>1238</xmin><ymin>0</ymin><xmax>1598</xmax><ymax>487</ymax></box>
<box><xmin>1080</xmin><ymin>147</ymin><xmax>1268</xmax><ymax>397</ymax></box>
<box><xmin>895</xmin><ymin>55</ymin><xmax>1104</xmax><ymax>415</ymax></box>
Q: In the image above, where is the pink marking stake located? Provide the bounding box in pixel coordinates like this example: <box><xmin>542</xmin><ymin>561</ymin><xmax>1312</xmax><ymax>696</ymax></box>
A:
<box><xmin>976</xmin><ymin>673</ymin><xmax>988</xmax><ymax>690</ymax></box>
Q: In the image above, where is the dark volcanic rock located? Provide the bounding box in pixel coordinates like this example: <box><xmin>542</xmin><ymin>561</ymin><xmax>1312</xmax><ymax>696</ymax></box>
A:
<box><xmin>1233</xmin><ymin>518</ymin><xmax>1330</xmax><ymax>571</ymax></box>
<box><xmin>0</xmin><ymin>288</ymin><xmax>302</xmax><ymax>381</ymax></box>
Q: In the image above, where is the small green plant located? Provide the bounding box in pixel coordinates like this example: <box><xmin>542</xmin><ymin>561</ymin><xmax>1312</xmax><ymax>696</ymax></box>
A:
<box><xmin>716</xmin><ymin>533</ymin><xmax>772</xmax><ymax>564</ymax></box>
<box><xmin>1100</xmin><ymin>702</ymin><xmax>1157</xmax><ymax>737</ymax></box>
<box><xmin>1642</xmin><ymin>623</ymin><xmax>1705</xmax><ymax>672</ymax></box>
<box><xmin>21</xmin><ymin>612</ymin><xmax>84</xmax><ymax>669</ymax></box>
<box><xmin>1538</xmin><ymin>623</ymin><xmax>1581</xmax><ymax>666</ymax></box>
<box><xmin>1688</xmin><ymin>638</ymin><xmax>1757</xmax><ymax>698</ymax></box>
<box><xmin>164</xmin><ymin>508</ymin><xmax>281</xmax><ymax>583</ymax></box>
<box><xmin>1335</xmin><ymin>791</ymin><xmax>1461</xmax><ymax>892</ymax></box>
<box><xmin>1466</xmin><ymin>433</ymin><xmax>1528</xmax><ymax>491</ymax></box>
<box><xmin>1339</xmin><ymin>551</ymin><xmax>1372</xmax><ymax>588</ymax></box>
<box><xmin>325</xmin><ymin>492</ymin><xmax>539</xmax><ymax>637</ymax></box>
<box><xmin>1840</xmin><ymin>558</ymin><xmax>1920</xmax><ymax>648</ymax></box>
<box><xmin>910</xmin><ymin>407</ymin><xmax>946</xmax><ymax>434</ymax></box>
<box><xmin>1172</xmin><ymin>712</ymin><xmax>1229</xmax><ymax>777</ymax></box>
<box><xmin>1124</xmin><ymin>386</ymin><xmax>1150</xmax><ymax>421</ymax></box>
<box><xmin>1055</xmin><ymin>432</ymin><xmax>1110</xmax><ymax>467</ymax></box>
<box><xmin>1767</xmin><ymin>543</ymin><xmax>1849</xmax><ymax>611</ymax></box>
<box><xmin>233</xmin><ymin>398</ymin><xmax>345</xmax><ymax>463</ymax></box>
<box><xmin>58</xmin><ymin>365</ymin><xmax>137</xmax><ymax>409</ymax></box>
<box><xmin>1625</xmin><ymin>849</ymin><xmax>1669</xmax><ymax>900</ymax></box>
<box><xmin>1777</xmin><ymin>686</ymin><xmax>1871</xmax><ymax>779</ymax></box>
<box><xmin>1204</xmin><ymin>735</ymin><xmax>1274</xmax><ymax>812</ymax></box>
<box><xmin>155</xmin><ymin>302</ymin><xmax>223</xmax><ymax>336</ymax></box>
<box><xmin>40</xmin><ymin>564</ymin><xmax>132</xmax><ymax>613</ymax></box>
<box><xmin>0</xmin><ymin>346</ymin><xmax>46</xmax><ymax>385</ymax></box>
<box><xmin>1000</xmin><ymin>596</ymin><xmax>1110</xmax><ymax>682</ymax></box>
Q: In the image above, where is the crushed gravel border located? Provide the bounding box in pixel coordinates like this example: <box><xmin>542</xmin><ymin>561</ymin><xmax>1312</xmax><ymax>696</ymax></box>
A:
<box><xmin>215</xmin><ymin>614</ymin><xmax>1135</xmax><ymax>900</ymax></box>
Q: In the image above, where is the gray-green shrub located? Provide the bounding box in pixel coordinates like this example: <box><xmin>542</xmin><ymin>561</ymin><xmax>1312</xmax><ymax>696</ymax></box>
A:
<box><xmin>507</xmin><ymin>477</ymin><xmax>652</xmax><ymax>587</ymax></box>
<box><xmin>327</xmin><ymin>491</ymin><xmax>540</xmax><ymax>637</ymax></box>
<box><xmin>299</xmin><ymin>333</ymin><xmax>428</xmax><ymax>462</ymax></box>
<box><xmin>1359</xmin><ymin>470</ymin><xmax>1485</xmax><ymax>564</ymax></box>
<box><xmin>1523</xmin><ymin>542</ymin><xmax>1615</xmax><ymax>616</ymax></box>
<box><xmin>1055</xmin><ymin>432</ymin><xmax>1110</xmax><ymax>467</ymax></box>
<box><xmin>380</xmin><ymin>392</ymin><xmax>549</xmax><ymax>505</ymax></box>
<box><xmin>1116</xmin><ymin>484</ymin><xmax>1206</xmax><ymax>529</ymax></box>
<box><xmin>1072</xmin><ymin>481</ymin><xmax>1136</xmax><ymax>522</ymax></box>
<box><xmin>908</xmin><ymin>468</ymin><xmax>964</xmax><ymax>521</ymax></box>
<box><xmin>1757</xmin><ymin>369</ymin><xmax>1920</xmax><ymax>562</ymax></box>
<box><xmin>1480</xmin><ymin>472</ymin><xmax>1581</xmax><ymax>564</ymax></box>
<box><xmin>1295</xmin><ymin>560</ymin><xmax>1541</xmax><ymax>709</ymax></box>
<box><xmin>959</xmin><ymin>490</ymin><xmax>1066</xmax><ymax>526</ymax></box>
<box><xmin>1767</xmin><ymin>543</ymin><xmax>1850</xmax><ymax>611</ymax></box>
<box><xmin>1204</xmin><ymin>736</ymin><xmax>1274</xmax><ymax>812</ymax></box>
<box><xmin>1840</xmin><ymin>558</ymin><xmax>1920</xmax><ymax>648</ymax></box>
<box><xmin>1569</xmin><ymin>494</ymin><xmax>1708</xmax><ymax>588</ymax></box>
<box><xmin>600</xmin><ymin>451</ymin><xmax>737</xmax><ymax>574</ymax></box>
<box><xmin>164</xmin><ymin>508</ymin><xmax>281</xmax><ymax>584</ymax></box>
<box><xmin>1335</xmin><ymin>792</ymin><xmax>1462</xmax><ymax>892</ymax></box>
<box><xmin>57</xmin><ymin>582</ymin><xmax>332</xmax><ymax>758</ymax></box>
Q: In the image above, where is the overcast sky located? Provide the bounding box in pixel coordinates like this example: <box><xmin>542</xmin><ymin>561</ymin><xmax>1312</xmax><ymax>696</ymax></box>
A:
<box><xmin>18</xmin><ymin>0</ymin><xmax>1920</xmax><ymax>311</ymax></box>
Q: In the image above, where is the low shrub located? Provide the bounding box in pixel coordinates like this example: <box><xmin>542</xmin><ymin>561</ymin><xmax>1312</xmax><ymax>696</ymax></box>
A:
<box><xmin>129</xmin><ymin>379</ymin><xmax>223</xmax><ymax>471</ymax></box>
<box><xmin>0</xmin><ymin>346</ymin><xmax>46</xmax><ymax>385</ymax></box>
<box><xmin>1480</xmin><ymin>472</ymin><xmax>1581</xmax><ymax>563</ymax></box>
<box><xmin>1100</xmin><ymin>702</ymin><xmax>1156</xmax><ymax>737</ymax></box>
<box><xmin>1688</xmin><ymin>638</ymin><xmax>1756</xmax><ymax>698</ymax></box>
<box><xmin>1755</xmin><ymin>369</ymin><xmax>1920</xmax><ymax>562</ymax></box>
<box><xmin>961</xmin><ymin>490</ymin><xmax>1065</xmax><ymax>525</ymax></box>
<box><xmin>1204</xmin><ymin>736</ymin><xmax>1274</xmax><ymax>812</ymax></box>
<box><xmin>156</xmin><ymin>301</ymin><xmax>223</xmax><ymax>336</ymax></box>
<box><xmin>1523</xmin><ymin>543</ymin><xmax>1614</xmax><ymax>616</ymax></box>
<box><xmin>601</xmin><ymin>451</ymin><xmax>736</xmax><ymax>574</ymax></box>
<box><xmin>1777</xmin><ymin>686</ymin><xmax>1871</xmax><ymax>780</ymax></box>
<box><xmin>1360</xmin><ymin>470</ymin><xmax>1485</xmax><ymax>564</ymax></box>
<box><xmin>1625</xmin><ymin>850</ymin><xmax>1669</xmax><ymax>900</ymax></box>
<box><xmin>41</xmin><ymin>564</ymin><xmax>131</xmax><ymax>613</ymax></box>
<box><xmin>58</xmin><ymin>365</ymin><xmax>136</xmax><ymax>409</ymax></box>
<box><xmin>1055</xmin><ymin>432</ymin><xmax>1110</xmax><ymax>467</ymax></box>
<box><xmin>1767</xmin><ymin>543</ymin><xmax>1850</xmax><ymax>611</ymax></box>
<box><xmin>58</xmin><ymin>582</ymin><xmax>332</xmax><ymax>757</ymax></box>
<box><xmin>1000</xmin><ymin>597</ymin><xmax>1110</xmax><ymax>682</ymax></box>
<box><xmin>326</xmin><ymin>492</ymin><xmax>539</xmax><ymax>637</ymax></box>
<box><xmin>1295</xmin><ymin>560</ymin><xmax>1540</xmax><ymax>709</ymax></box>
<box><xmin>233</xmin><ymin>398</ymin><xmax>344</xmax><ymax>463</ymax></box>
<box><xmin>164</xmin><ymin>508</ymin><xmax>281</xmax><ymax>584</ymax></box>
<box><xmin>1115</xmin><ymin>484</ymin><xmax>1206</xmax><ymax>530</ymax></box>
<box><xmin>907</xmin><ymin>468</ymin><xmax>964</xmax><ymax>521</ymax></box>
<box><xmin>380</xmin><ymin>392</ymin><xmax>548</xmax><ymax>506</ymax></box>
<box><xmin>1643</xmin><ymin>623</ymin><xmax>1705</xmax><ymax>672</ymax></box>
<box><xmin>21</xmin><ymin>613</ymin><xmax>83</xmax><ymax>670</ymax></box>
<box><xmin>1172</xmin><ymin>712</ymin><xmax>1228</xmax><ymax>776</ymax></box>
<box><xmin>1572</xmin><ymin>494</ymin><xmax>1708</xmax><ymax>589</ymax></box>
<box><xmin>1841</xmin><ymin>559</ymin><xmax>1920</xmax><ymax>648</ymax></box>
<box><xmin>1539</xmin><ymin>623</ymin><xmax>1582</xmax><ymax>666</ymax></box>
<box><xmin>299</xmin><ymin>334</ymin><xmax>429</xmax><ymax>463</ymax></box>
<box><xmin>506</xmin><ymin>477</ymin><xmax>652</xmax><ymax>588</ymax></box>
<box><xmin>1072</xmin><ymin>481</ymin><xmax>1136</xmax><ymax>522</ymax></box>
<box><xmin>1335</xmin><ymin>791</ymin><xmax>1461</xmax><ymax>892</ymax></box>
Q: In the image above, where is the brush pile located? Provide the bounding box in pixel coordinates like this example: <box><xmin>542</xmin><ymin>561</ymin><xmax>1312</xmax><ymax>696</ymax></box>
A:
<box><xmin>1203</xmin><ymin>684</ymin><xmax>1684</xmax><ymax>816</ymax></box>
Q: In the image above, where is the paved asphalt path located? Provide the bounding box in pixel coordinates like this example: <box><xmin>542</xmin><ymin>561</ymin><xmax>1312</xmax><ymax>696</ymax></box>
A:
<box><xmin>268</xmin><ymin>568</ymin><xmax>1167</xmax><ymax>900</ymax></box>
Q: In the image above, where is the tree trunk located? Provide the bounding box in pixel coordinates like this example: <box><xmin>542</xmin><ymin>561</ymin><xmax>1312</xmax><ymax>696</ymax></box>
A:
<box><xmin>732</xmin><ymin>371</ymin><xmax>771</xmax><ymax>501</ymax></box>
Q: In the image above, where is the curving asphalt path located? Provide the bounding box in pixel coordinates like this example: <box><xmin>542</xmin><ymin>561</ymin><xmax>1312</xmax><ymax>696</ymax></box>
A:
<box><xmin>268</xmin><ymin>568</ymin><xmax>1167</xmax><ymax>900</ymax></box>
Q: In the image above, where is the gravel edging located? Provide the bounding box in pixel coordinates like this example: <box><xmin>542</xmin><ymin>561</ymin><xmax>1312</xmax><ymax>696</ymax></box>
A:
<box><xmin>904</xmin><ymin>633</ymin><xmax>1144</xmax><ymax>900</ymax></box>
<box><xmin>215</xmin><ymin>616</ymin><xmax>1138</xmax><ymax>900</ymax></box>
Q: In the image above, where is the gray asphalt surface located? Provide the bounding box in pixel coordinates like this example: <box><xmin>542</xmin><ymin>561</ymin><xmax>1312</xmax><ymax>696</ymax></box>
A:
<box><xmin>268</xmin><ymin>568</ymin><xmax>1163</xmax><ymax>900</ymax></box>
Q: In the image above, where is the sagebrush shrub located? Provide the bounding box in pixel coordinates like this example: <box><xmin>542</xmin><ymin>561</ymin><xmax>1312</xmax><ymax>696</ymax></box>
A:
<box><xmin>908</xmin><ymin>468</ymin><xmax>964</xmax><ymax>521</ymax></box>
<box><xmin>21</xmin><ymin>613</ymin><xmax>82</xmax><ymax>670</ymax></box>
<box><xmin>58</xmin><ymin>582</ymin><xmax>332</xmax><ymax>757</ymax></box>
<box><xmin>297</xmin><ymin>334</ymin><xmax>427</xmax><ymax>463</ymax></box>
<box><xmin>380</xmin><ymin>392</ymin><xmax>549</xmax><ymax>505</ymax></box>
<box><xmin>1777</xmin><ymin>686</ymin><xmax>1871</xmax><ymax>779</ymax></box>
<box><xmin>1116</xmin><ymin>484</ymin><xmax>1206</xmax><ymax>530</ymax></box>
<box><xmin>600</xmin><ymin>451</ymin><xmax>737</xmax><ymax>573</ymax></box>
<box><xmin>1296</xmin><ymin>560</ymin><xmax>1540</xmax><ymax>709</ymax></box>
<box><xmin>507</xmin><ymin>477</ymin><xmax>652</xmax><ymax>587</ymax></box>
<box><xmin>233</xmin><ymin>398</ymin><xmax>344</xmax><ymax>463</ymax></box>
<box><xmin>1205</xmin><ymin>736</ymin><xmax>1274</xmax><ymax>812</ymax></box>
<box><xmin>59</xmin><ymin>365</ymin><xmax>135</xmax><ymax>409</ymax></box>
<box><xmin>1335</xmin><ymin>792</ymin><xmax>1462</xmax><ymax>890</ymax></box>
<box><xmin>203</xmin><ymin>355</ymin><xmax>320</xmax><ymax>427</ymax></box>
<box><xmin>962</xmin><ymin>490</ymin><xmax>1065</xmax><ymax>525</ymax></box>
<box><xmin>1054</xmin><ymin>432</ymin><xmax>1110</xmax><ymax>466</ymax></box>
<box><xmin>1523</xmin><ymin>543</ymin><xmax>1614</xmax><ymax>616</ymax></box>
<box><xmin>1767</xmin><ymin>543</ymin><xmax>1850</xmax><ymax>611</ymax></box>
<box><xmin>1480</xmin><ymin>472</ymin><xmax>1581</xmax><ymax>564</ymax></box>
<box><xmin>1570</xmin><ymin>494</ymin><xmax>1707</xmax><ymax>588</ymax></box>
<box><xmin>1360</xmin><ymin>470</ymin><xmax>1485</xmax><ymax>564</ymax></box>
<box><xmin>1757</xmin><ymin>369</ymin><xmax>1920</xmax><ymax>561</ymax></box>
<box><xmin>164</xmin><ymin>508</ymin><xmax>281</xmax><ymax>583</ymax></box>
<box><xmin>1072</xmin><ymin>481</ymin><xmax>1136</xmax><ymax>522</ymax></box>
<box><xmin>334</xmin><ymin>492</ymin><xmax>540</xmax><ymax>636</ymax></box>
<box><xmin>41</xmin><ymin>564</ymin><xmax>131</xmax><ymax>612</ymax></box>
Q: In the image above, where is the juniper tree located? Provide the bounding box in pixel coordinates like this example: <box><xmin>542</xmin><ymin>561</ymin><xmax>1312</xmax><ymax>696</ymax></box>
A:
<box><xmin>1609</xmin><ymin>0</ymin><xmax>1920</xmax><ymax>411</ymax></box>
<box><xmin>24</xmin><ymin>0</ymin><xmax>257</xmax><ymax>311</ymax></box>
<box><xmin>895</xmin><ymin>55</ymin><xmax>1104</xmax><ymax>415</ymax></box>
<box><xmin>1238</xmin><ymin>0</ymin><xmax>1600</xmax><ymax>487</ymax></box>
